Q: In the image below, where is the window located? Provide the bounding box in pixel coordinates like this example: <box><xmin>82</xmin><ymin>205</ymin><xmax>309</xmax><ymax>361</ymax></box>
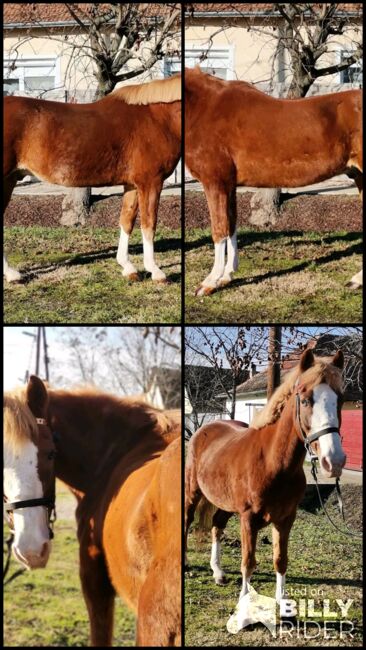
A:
<box><xmin>4</xmin><ymin>78</ymin><xmax>19</xmax><ymax>95</ymax></box>
<box><xmin>185</xmin><ymin>45</ymin><xmax>234</xmax><ymax>80</ymax></box>
<box><xmin>164</xmin><ymin>56</ymin><xmax>181</xmax><ymax>77</ymax></box>
<box><xmin>3</xmin><ymin>56</ymin><xmax>59</xmax><ymax>96</ymax></box>
<box><xmin>340</xmin><ymin>50</ymin><xmax>362</xmax><ymax>86</ymax></box>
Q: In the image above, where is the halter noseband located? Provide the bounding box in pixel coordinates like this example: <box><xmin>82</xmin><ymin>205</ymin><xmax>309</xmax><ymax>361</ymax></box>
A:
<box><xmin>4</xmin><ymin>417</ymin><xmax>56</xmax><ymax>539</ymax></box>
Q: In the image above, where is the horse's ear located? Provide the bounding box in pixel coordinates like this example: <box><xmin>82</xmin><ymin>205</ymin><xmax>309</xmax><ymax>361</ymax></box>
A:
<box><xmin>332</xmin><ymin>350</ymin><xmax>344</xmax><ymax>370</ymax></box>
<box><xmin>299</xmin><ymin>349</ymin><xmax>314</xmax><ymax>372</ymax></box>
<box><xmin>26</xmin><ymin>375</ymin><xmax>48</xmax><ymax>417</ymax></box>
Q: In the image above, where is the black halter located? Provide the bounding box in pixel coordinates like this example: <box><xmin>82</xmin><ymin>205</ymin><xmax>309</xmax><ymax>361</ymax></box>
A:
<box><xmin>4</xmin><ymin>417</ymin><xmax>57</xmax><ymax>540</ymax></box>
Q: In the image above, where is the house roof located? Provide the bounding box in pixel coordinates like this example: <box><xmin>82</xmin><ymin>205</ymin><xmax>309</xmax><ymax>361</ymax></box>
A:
<box><xmin>186</xmin><ymin>3</ymin><xmax>362</xmax><ymax>15</ymax></box>
<box><xmin>236</xmin><ymin>335</ymin><xmax>362</xmax><ymax>402</ymax></box>
<box><xmin>4</xmin><ymin>3</ymin><xmax>176</xmax><ymax>27</ymax></box>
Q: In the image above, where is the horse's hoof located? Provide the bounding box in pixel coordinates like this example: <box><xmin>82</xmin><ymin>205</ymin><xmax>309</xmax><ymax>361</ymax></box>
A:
<box><xmin>126</xmin><ymin>272</ymin><xmax>140</xmax><ymax>282</ymax></box>
<box><xmin>195</xmin><ymin>285</ymin><xmax>215</xmax><ymax>296</ymax></box>
<box><xmin>215</xmin><ymin>575</ymin><xmax>227</xmax><ymax>586</ymax></box>
<box><xmin>153</xmin><ymin>277</ymin><xmax>169</xmax><ymax>284</ymax></box>
<box><xmin>345</xmin><ymin>281</ymin><xmax>361</xmax><ymax>290</ymax></box>
<box><xmin>5</xmin><ymin>270</ymin><xmax>22</xmax><ymax>283</ymax></box>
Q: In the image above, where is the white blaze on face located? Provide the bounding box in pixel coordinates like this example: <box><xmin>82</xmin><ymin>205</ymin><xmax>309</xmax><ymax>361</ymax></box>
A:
<box><xmin>311</xmin><ymin>383</ymin><xmax>346</xmax><ymax>478</ymax></box>
<box><xmin>4</xmin><ymin>439</ymin><xmax>51</xmax><ymax>568</ymax></box>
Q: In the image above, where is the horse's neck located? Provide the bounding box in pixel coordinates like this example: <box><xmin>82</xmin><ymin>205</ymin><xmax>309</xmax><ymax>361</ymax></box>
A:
<box><xmin>269</xmin><ymin>398</ymin><xmax>305</xmax><ymax>472</ymax></box>
<box><xmin>47</xmin><ymin>392</ymin><xmax>162</xmax><ymax>493</ymax></box>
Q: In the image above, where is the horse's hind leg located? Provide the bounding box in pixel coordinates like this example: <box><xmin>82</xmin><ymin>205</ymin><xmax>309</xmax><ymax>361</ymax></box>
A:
<box><xmin>3</xmin><ymin>174</ymin><xmax>21</xmax><ymax>282</ymax></box>
<box><xmin>116</xmin><ymin>184</ymin><xmax>139</xmax><ymax>280</ymax></box>
<box><xmin>196</xmin><ymin>180</ymin><xmax>237</xmax><ymax>296</ymax></box>
<box><xmin>227</xmin><ymin>513</ymin><xmax>259</xmax><ymax>634</ymax></box>
<box><xmin>210</xmin><ymin>509</ymin><xmax>234</xmax><ymax>585</ymax></box>
<box><xmin>137</xmin><ymin>178</ymin><xmax>166</xmax><ymax>282</ymax></box>
<box><xmin>346</xmin><ymin>172</ymin><xmax>362</xmax><ymax>289</ymax></box>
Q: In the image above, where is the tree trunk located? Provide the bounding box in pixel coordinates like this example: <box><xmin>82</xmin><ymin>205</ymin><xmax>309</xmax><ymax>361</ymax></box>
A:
<box><xmin>249</xmin><ymin>188</ymin><xmax>281</xmax><ymax>226</ymax></box>
<box><xmin>60</xmin><ymin>187</ymin><xmax>92</xmax><ymax>226</ymax></box>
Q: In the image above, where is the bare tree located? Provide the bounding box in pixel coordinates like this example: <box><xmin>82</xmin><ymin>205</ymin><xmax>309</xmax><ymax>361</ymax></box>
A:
<box><xmin>185</xmin><ymin>327</ymin><xmax>269</xmax><ymax>421</ymax></box>
<box><xmin>267</xmin><ymin>326</ymin><xmax>282</xmax><ymax>398</ymax></box>
<box><xmin>52</xmin><ymin>326</ymin><xmax>181</xmax><ymax>399</ymax></box>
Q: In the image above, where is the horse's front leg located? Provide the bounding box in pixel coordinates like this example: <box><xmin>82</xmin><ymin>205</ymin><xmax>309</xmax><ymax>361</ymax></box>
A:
<box><xmin>272</xmin><ymin>513</ymin><xmax>296</xmax><ymax>605</ymax></box>
<box><xmin>137</xmin><ymin>178</ymin><xmax>166</xmax><ymax>282</ymax></box>
<box><xmin>78</xmin><ymin>525</ymin><xmax>115</xmax><ymax>646</ymax></box>
<box><xmin>196</xmin><ymin>181</ymin><xmax>237</xmax><ymax>296</ymax></box>
<box><xmin>227</xmin><ymin>512</ymin><xmax>258</xmax><ymax>633</ymax></box>
<box><xmin>116</xmin><ymin>184</ymin><xmax>139</xmax><ymax>280</ymax></box>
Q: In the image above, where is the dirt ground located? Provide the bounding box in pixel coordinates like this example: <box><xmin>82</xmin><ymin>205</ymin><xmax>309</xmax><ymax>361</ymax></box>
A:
<box><xmin>185</xmin><ymin>191</ymin><xmax>362</xmax><ymax>231</ymax></box>
<box><xmin>4</xmin><ymin>194</ymin><xmax>181</xmax><ymax>229</ymax></box>
<box><xmin>4</xmin><ymin>192</ymin><xmax>361</xmax><ymax>232</ymax></box>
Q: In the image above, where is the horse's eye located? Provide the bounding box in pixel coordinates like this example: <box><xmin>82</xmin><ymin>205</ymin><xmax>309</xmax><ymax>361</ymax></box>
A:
<box><xmin>301</xmin><ymin>398</ymin><xmax>311</xmax><ymax>407</ymax></box>
<box><xmin>48</xmin><ymin>450</ymin><xmax>56</xmax><ymax>460</ymax></box>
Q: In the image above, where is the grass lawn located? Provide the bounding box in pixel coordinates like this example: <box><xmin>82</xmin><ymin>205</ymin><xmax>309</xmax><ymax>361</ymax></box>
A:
<box><xmin>4</xmin><ymin>226</ymin><xmax>181</xmax><ymax>323</ymax></box>
<box><xmin>3</xmin><ymin>482</ymin><xmax>135</xmax><ymax>647</ymax></box>
<box><xmin>185</xmin><ymin>229</ymin><xmax>362</xmax><ymax>323</ymax></box>
<box><xmin>185</xmin><ymin>495</ymin><xmax>363</xmax><ymax>647</ymax></box>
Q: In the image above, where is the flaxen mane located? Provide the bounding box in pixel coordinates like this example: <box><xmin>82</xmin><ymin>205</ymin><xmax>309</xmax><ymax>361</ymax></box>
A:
<box><xmin>114</xmin><ymin>74</ymin><xmax>181</xmax><ymax>105</ymax></box>
<box><xmin>4</xmin><ymin>387</ymin><xmax>38</xmax><ymax>452</ymax></box>
<box><xmin>251</xmin><ymin>356</ymin><xmax>343</xmax><ymax>429</ymax></box>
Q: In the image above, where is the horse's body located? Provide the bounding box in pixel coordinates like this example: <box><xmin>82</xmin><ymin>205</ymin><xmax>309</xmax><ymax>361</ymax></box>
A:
<box><xmin>4</xmin><ymin>378</ymin><xmax>181</xmax><ymax>646</ymax></box>
<box><xmin>185</xmin><ymin>67</ymin><xmax>363</xmax><ymax>294</ymax></box>
<box><xmin>3</xmin><ymin>75</ymin><xmax>181</xmax><ymax>283</ymax></box>
<box><xmin>185</xmin><ymin>349</ymin><xmax>346</xmax><ymax>632</ymax></box>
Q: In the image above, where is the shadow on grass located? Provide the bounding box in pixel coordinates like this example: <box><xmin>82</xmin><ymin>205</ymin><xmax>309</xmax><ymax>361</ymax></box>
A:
<box><xmin>16</xmin><ymin>237</ymin><xmax>182</xmax><ymax>284</ymax></box>
<box><xmin>185</xmin><ymin>230</ymin><xmax>361</xmax><ymax>253</ymax></box>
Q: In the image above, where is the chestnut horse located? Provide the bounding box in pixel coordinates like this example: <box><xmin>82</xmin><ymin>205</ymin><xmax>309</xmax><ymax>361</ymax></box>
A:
<box><xmin>4</xmin><ymin>376</ymin><xmax>181</xmax><ymax>646</ymax></box>
<box><xmin>185</xmin><ymin>67</ymin><xmax>362</xmax><ymax>295</ymax></box>
<box><xmin>185</xmin><ymin>349</ymin><xmax>346</xmax><ymax>632</ymax></box>
<box><xmin>3</xmin><ymin>74</ymin><xmax>181</xmax><ymax>283</ymax></box>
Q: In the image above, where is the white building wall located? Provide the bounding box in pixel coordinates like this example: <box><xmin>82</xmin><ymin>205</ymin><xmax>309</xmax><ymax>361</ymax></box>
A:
<box><xmin>225</xmin><ymin>397</ymin><xmax>266</xmax><ymax>425</ymax></box>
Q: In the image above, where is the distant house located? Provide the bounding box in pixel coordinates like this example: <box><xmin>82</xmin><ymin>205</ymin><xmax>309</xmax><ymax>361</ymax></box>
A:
<box><xmin>225</xmin><ymin>335</ymin><xmax>362</xmax><ymax>470</ymax></box>
<box><xmin>185</xmin><ymin>364</ymin><xmax>248</xmax><ymax>436</ymax></box>
<box><xmin>146</xmin><ymin>366</ymin><xmax>181</xmax><ymax>410</ymax></box>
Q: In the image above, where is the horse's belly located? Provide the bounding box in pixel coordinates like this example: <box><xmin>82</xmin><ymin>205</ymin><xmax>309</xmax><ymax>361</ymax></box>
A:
<box><xmin>235</xmin><ymin>154</ymin><xmax>346</xmax><ymax>189</ymax></box>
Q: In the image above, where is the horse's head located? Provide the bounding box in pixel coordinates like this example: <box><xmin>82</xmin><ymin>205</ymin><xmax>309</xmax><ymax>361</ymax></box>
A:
<box><xmin>4</xmin><ymin>376</ymin><xmax>56</xmax><ymax>569</ymax></box>
<box><xmin>295</xmin><ymin>349</ymin><xmax>346</xmax><ymax>478</ymax></box>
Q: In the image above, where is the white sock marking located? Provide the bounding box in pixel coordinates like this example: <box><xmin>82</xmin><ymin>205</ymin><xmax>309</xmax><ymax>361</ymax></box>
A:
<box><xmin>116</xmin><ymin>227</ymin><xmax>138</xmax><ymax>277</ymax></box>
<box><xmin>142</xmin><ymin>230</ymin><xmax>166</xmax><ymax>281</ymax></box>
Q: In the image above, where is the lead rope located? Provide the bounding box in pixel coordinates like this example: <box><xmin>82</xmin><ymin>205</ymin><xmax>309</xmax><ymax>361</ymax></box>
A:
<box><xmin>308</xmin><ymin>451</ymin><xmax>362</xmax><ymax>539</ymax></box>
<box><xmin>3</xmin><ymin>532</ymin><xmax>26</xmax><ymax>586</ymax></box>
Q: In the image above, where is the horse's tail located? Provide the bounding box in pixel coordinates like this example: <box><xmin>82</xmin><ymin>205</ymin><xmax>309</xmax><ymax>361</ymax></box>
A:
<box><xmin>195</xmin><ymin>496</ymin><xmax>216</xmax><ymax>535</ymax></box>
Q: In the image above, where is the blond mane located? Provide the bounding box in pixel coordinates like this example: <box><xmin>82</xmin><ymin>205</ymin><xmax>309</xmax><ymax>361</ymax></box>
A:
<box><xmin>4</xmin><ymin>386</ymin><xmax>38</xmax><ymax>452</ymax></box>
<box><xmin>250</xmin><ymin>356</ymin><xmax>344</xmax><ymax>430</ymax></box>
<box><xmin>113</xmin><ymin>74</ymin><xmax>181</xmax><ymax>105</ymax></box>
